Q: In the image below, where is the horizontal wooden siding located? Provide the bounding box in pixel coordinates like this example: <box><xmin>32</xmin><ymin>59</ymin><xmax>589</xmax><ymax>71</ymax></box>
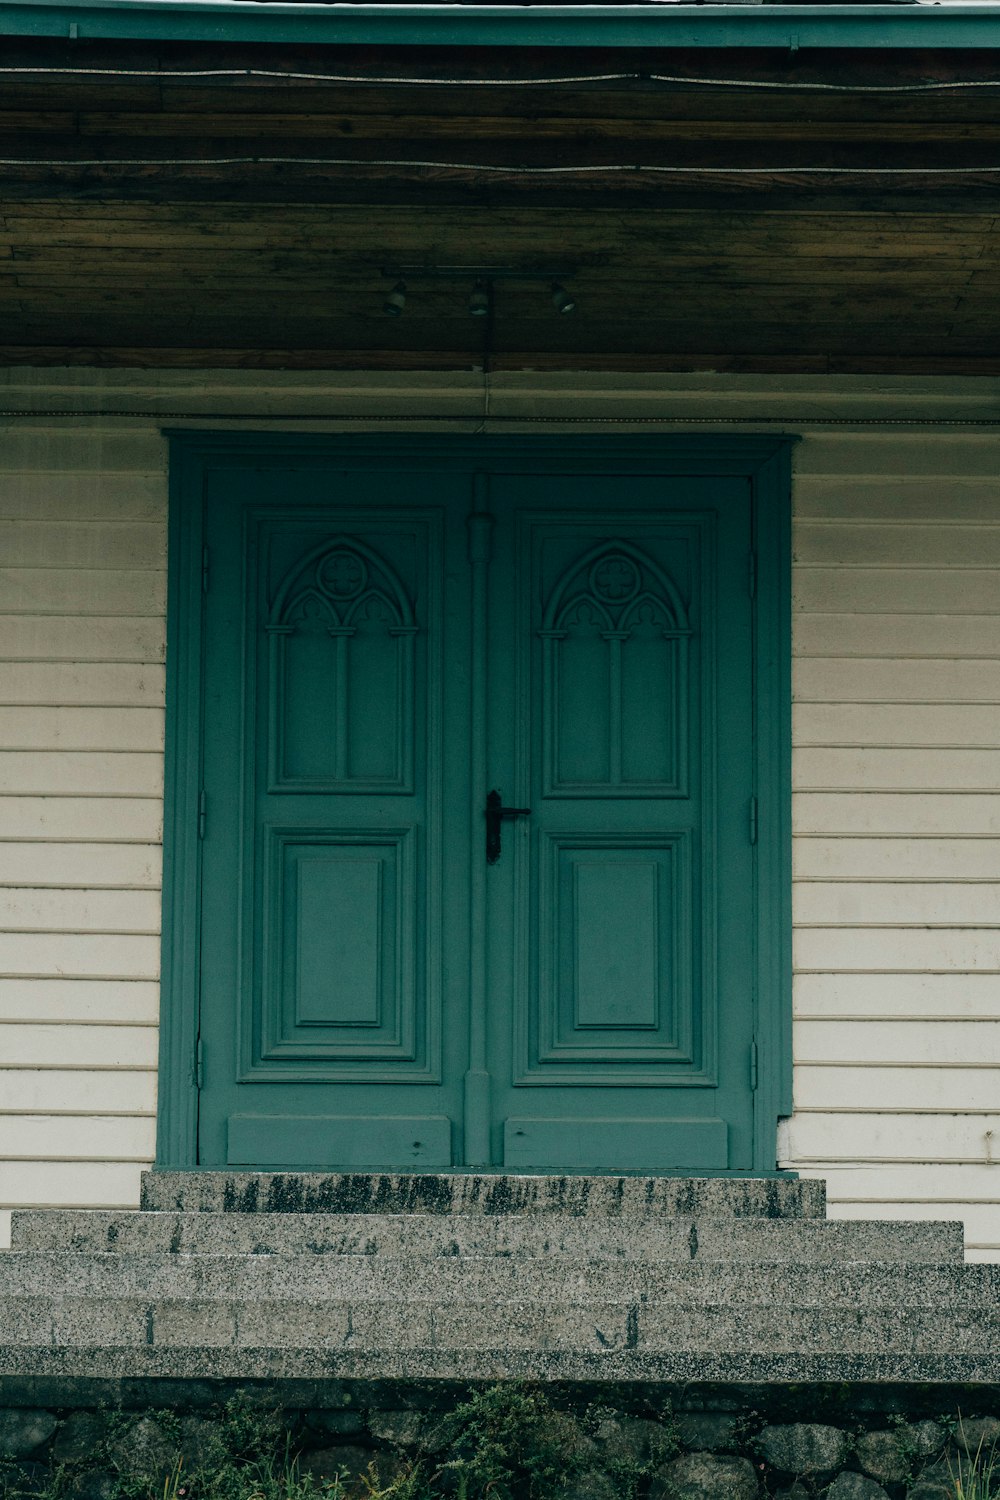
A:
<box><xmin>0</xmin><ymin>417</ymin><xmax>164</xmax><ymax>1247</ymax></box>
<box><xmin>787</xmin><ymin>430</ymin><xmax>1000</xmax><ymax>1261</ymax></box>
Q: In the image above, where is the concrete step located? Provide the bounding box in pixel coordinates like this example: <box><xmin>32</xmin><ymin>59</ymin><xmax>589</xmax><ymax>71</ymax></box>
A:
<box><xmin>141</xmin><ymin>1171</ymin><xmax>826</xmax><ymax>1219</ymax></box>
<box><xmin>0</xmin><ymin>1291</ymin><xmax>995</xmax><ymax>1359</ymax></box>
<box><xmin>0</xmin><ymin>1250</ymin><xmax>990</xmax><ymax>1305</ymax></box>
<box><xmin>0</xmin><ymin>1338</ymin><xmax>996</xmax><ymax>1387</ymax></box>
<box><xmin>9</xmin><ymin>1208</ymin><xmax>963</xmax><ymax>1263</ymax></box>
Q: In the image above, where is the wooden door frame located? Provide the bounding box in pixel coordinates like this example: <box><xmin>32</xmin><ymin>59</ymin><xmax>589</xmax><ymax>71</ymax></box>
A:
<box><xmin>157</xmin><ymin>432</ymin><xmax>793</xmax><ymax>1174</ymax></box>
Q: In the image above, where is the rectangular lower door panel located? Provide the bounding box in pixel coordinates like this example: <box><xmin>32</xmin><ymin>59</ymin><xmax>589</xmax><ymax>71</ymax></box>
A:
<box><xmin>503</xmin><ymin>1116</ymin><xmax>728</xmax><ymax>1171</ymax></box>
<box><xmin>227</xmin><ymin>1113</ymin><xmax>453</xmax><ymax>1167</ymax></box>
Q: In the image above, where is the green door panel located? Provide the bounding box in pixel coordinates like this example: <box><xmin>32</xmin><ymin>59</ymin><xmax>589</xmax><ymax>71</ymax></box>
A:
<box><xmin>503</xmin><ymin>1117</ymin><xmax>729</xmax><ymax>1172</ymax></box>
<box><xmin>227</xmin><ymin>1114</ymin><xmax>453</xmax><ymax>1168</ymax></box>
<box><xmin>161</xmin><ymin>437</ymin><xmax>791</xmax><ymax>1176</ymax></box>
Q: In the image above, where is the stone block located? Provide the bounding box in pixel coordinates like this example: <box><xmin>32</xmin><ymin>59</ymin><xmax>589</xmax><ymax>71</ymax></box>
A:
<box><xmin>0</xmin><ymin>1410</ymin><xmax>57</xmax><ymax>1458</ymax></box>
<box><xmin>650</xmin><ymin>1451</ymin><xmax>760</xmax><ymax>1499</ymax></box>
<box><xmin>826</xmin><ymin>1475</ymin><xmax>890</xmax><ymax>1500</ymax></box>
<box><xmin>674</xmin><ymin>1413</ymin><xmax>739</xmax><ymax>1453</ymax></box>
<box><xmin>108</xmin><ymin>1416</ymin><xmax>177</xmax><ymax>1483</ymax></box>
<box><xmin>304</xmin><ymin>1410</ymin><xmax>366</xmax><ymax>1442</ymax></box>
<box><xmin>854</xmin><ymin>1429</ymin><xmax>908</xmax><ymax>1485</ymax></box>
<box><xmin>68</xmin><ymin>1470</ymin><xmax>117</xmax><ymax>1500</ymax></box>
<box><xmin>756</xmin><ymin>1423</ymin><xmax>849</xmax><ymax>1476</ymax></box>
<box><xmin>593</xmin><ymin>1414</ymin><xmax>673</xmax><ymax>1465</ymax></box>
<box><xmin>52</xmin><ymin>1413</ymin><xmax>105</xmax><ymax>1464</ymax></box>
<box><xmin>366</xmin><ymin>1409</ymin><xmax>425</xmax><ymax>1447</ymax></box>
<box><xmin>956</xmin><ymin>1414</ymin><xmax>1000</xmax><ymax>1454</ymax></box>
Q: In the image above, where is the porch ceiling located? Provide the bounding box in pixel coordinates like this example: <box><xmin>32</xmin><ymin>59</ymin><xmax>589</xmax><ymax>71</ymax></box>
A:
<box><xmin>5</xmin><ymin>40</ymin><xmax>1000</xmax><ymax>373</ymax></box>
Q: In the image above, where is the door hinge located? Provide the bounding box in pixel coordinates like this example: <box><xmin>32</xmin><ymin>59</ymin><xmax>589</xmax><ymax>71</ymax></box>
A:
<box><xmin>202</xmin><ymin>545</ymin><xmax>210</xmax><ymax>593</ymax></box>
<box><xmin>748</xmin><ymin>795</ymin><xmax>758</xmax><ymax>845</ymax></box>
<box><xmin>198</xmin><ymin>788</ymin><xmax>207</xmax><ymax>840</ymax></box>
<box><xmin>749</xmin><ymin>1039</ymin><xmax>759</xmax><ymax>1092</ymax></box>
<box><xmin>748</xmin><ymin>550</ymin><xmax>757</xmax><ymax>599</ymax></box>
<box><xmin>194</xmin><ymin>1037</ymin><xmax>204</xmax><ymax>1091</ymax></box>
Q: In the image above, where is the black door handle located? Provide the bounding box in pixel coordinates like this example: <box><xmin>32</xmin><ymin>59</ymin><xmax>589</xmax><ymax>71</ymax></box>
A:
<box><xmin>486</xmin><ymin>789</ymin><xmax>531</xmax><ymax>865</ymax></box>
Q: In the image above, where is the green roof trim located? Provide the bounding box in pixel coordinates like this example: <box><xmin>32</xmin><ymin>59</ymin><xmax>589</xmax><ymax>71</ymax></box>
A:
<box><xmin>3</xmin><ymin>0</ymin><xmax>1000</xmax><ymax>50</ymax></box>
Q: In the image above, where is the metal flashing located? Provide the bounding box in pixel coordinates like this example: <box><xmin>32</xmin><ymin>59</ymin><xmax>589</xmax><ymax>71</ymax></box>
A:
<box><xmin>2</xmin><ymin>0</ymin><xmax>1000</xmax><ymax>50</ymax></box>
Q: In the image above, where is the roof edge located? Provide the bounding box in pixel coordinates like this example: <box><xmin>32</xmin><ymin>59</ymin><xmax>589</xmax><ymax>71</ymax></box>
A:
<box><xmin>4</xmin><ymin>0</ymin><xmax>1000</xmax><ymax>51</ymax></box>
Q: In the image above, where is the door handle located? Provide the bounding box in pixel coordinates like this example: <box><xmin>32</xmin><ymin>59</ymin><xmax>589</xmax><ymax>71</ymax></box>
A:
<box><xmin>485</xmin><ymin>789</ymin><xmax>531</xmax><ymax>865</ymax></box>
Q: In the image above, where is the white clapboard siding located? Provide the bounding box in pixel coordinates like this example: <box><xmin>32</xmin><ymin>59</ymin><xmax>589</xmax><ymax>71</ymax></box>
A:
<box><xmin>796</xmin><ymin>1068</ymin><xmax>1000</xmax><ymax>1113</ymax></box>
<box><xmin>0</xmin><ymin>569</ymin><xmax>167</xmax><ymax>616</ymax></box>
<box><xmin>0</xmin><ymin>1069</ymin><xmax>157</xmax><ymax>1113</ymax></box>
<box><xmin>0</xmin><ymin>798</ymin><xmax>162</xmax><ymax>841</ymax></box>
<box><xmin>795</xmin><ymin>659</ymin><xmax>1000</xmax><ymax>702</ymax></box>
<box><xmin>0</xmin><ymin>980</ymin><xmax>159</xmax><ymax>1024</ymax></box>
<box><xmin>784</xmin><ymin>1113</ymin><xmax>1000</xmax><ymax>1162</ymax></box>
<box><xmin>0</xmin><ymin>1116</ymin><xmax>156</xmax><ymax>1161</ymax></box>
<box><xmin>0</xmin><ymin>843</ymin><xmax>161</xmax><ymax>887</ymax></box>
<box><xmin>0</xmin><ymin>751</ymin><xmax>163</xmax><ymax>797</ymax></box>
<box><xmin>795</xmin><ymin>616</ymin><xmax>1000</xmax><ymax>660</ymax></box>
<box><xmin>795</xmin><ymin>883</ymin><xmax>1000</xmax><ymax>926</ymax></box>
<box><xmin>0</xmin><ymin>709</ymin><xmax>165</xmax><ymax>752</ymax></box>
<box><xmin>796</xmin><ymin>477</ymin><xmax>1000</xmax><ymax>523</ymax></box>
<box><xmin>0</xmin><ymin>663</ymin><xmax>165</xmax><ymax>706</ymax></box>
<box><xmin>0</xmin><ymin>934</ymin><xmax>160</xmax><ymax>981</ymax></box>
<box><xmin>794</xmin><ymin>794</ymin><xmax>1000</xmax><ymax>837</ymax></box>
<box><xmin>794</xmin><ymin>838</ymin><xmax>1000</xmax><ymax>881</ymax></box>
<box><xmin>0</xmin><ymin>889</ymin><xmax>161</xmax><ymax>933</ymax></box>
<box><xmin>794</xmin><ymin>705</ymin><xmax>1000</xmax><ymax>748</ymax></box>
<box><xmin>0</xmin><ymin>419</ymin><xmax>166</xmax><ymax>1228</ymax></box>
<box><xmin>787</xmin><ymin>421</ymin><xmax>1000</xmax><ymax>1261</ymax></box>
<box><xmin>795</xmin><ymin>1019</ymin><xmax>1000</xmax><ymax>1065</ymax></box>
<box><xmin>0</xmin><ymin>520</ymin><xmax>165</xmax><ymax>571</ymax></box>
<box><xmin>795</xmin><ymin>748</ymin><xmax>1000</xmax><ymax>792</ymax></box>
<box><xmin>0</xmin><ymin>1023</ymin><xmax>158</xmax><ymax>1068</ymax></box>
<box><xmin>0</xmin><ymin>617</ymin><xmax>165</xmax><ymax>663</ymax></box>
<box><xmin>0</xmin><ymin>473</ymin><xmax>165</xmax><ymax>521</ymax></box>
<box><xmin>794</xmin><ymin>568</ymin><xmax>1000</xmax><ymax>614</ymax></box>
<box><xmin>795</xmin><ymin>972</ymin><xmax>1000</xmax><ymax>1020</ymax></box>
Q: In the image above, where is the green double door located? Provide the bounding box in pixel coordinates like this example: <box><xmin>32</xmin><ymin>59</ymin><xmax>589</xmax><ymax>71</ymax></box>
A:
<box><xmin>196</xmin><ymin>452</ymin><xmax>756</xmax><ymax>1172</ymax></box>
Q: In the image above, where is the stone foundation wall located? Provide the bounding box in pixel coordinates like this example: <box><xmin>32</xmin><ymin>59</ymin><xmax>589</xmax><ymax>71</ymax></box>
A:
<box><xmin>0</xmin><ymin>1383</ymin><xmax>995</xmax><ymax>1500</ymax></box>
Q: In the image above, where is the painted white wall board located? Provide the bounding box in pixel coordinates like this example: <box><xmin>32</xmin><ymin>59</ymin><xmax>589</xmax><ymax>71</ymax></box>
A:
<box><xmin>0</xmin><ymin>980</ymin><xmax>159</xmax><ymax>1024</ymax></box>
<box><xmin>784</xmin><ymin>1113</ymin><xmax>1000</xmax><ymax>1163</ymax></box>
<box><xmin>0</xmin><ymin>520</ymin><xmax>165</xmax><ymax>570</ymax></box>
<box><xmin>0</xmin><ymin>752</ymin><xmax>163</xmax><ymax>797</ymax></box>
<box><xmin>0</xmin><ymin>473</ymin><xmax>165</xmax><ymax>522</ymax></box>
<box><xmin>0</xmin><ymin>570</ymin><xmax>167</xmax><ymax>616</ymax></box>
<box><xmin>793</xmin><ymin>706</ymin><xmax>1000</xmax><ymax>749</ymax></box>
<box><xmin>0</xmin><ymin>798</ymin><xmax>162</xmax><ymax>841</ymax></box>
<box><xmin>0</xmin><ymin>663</ymin><xmax>164</xmax><ymax>707</ymax></box>
<box><xmin>0</xmin><ymin>1069</ymin><xmax>156</xmax><ymax>1114</ymax></box>
<box><xmin>795</xmin><ymin>1067</ymin><xmax>1000</xmax><ymax>1113</ymax></box>
<box><xmin>794</xmin><ymin>795</ymin><xmax>1000</xmax><ymax>837</ymax></box>
<box><xmin>794</xmin><ymin>972</ymin><xmax>1000</xmax><ymax>1019</ymax></box>
<box><xmin>0</xmin><ymin>1115</ymin><xmax>156</xmax><ymax>1161</ymax></box>
<box><xmin>795</xmin><ymin>1019</ymin><xmax>1000</xmax><ymax>1064</ymax></box>
<box><xmin>794</xmin><ymin>883</ymin><xmax>1000</xmax><ymax>925</ymax></box>
<box><xmin>795</xmin><ymin>616</ymin><xmax>1000</xmax><ymax>660</ymax></box>
<box><xmin>794</xmin><ymin>569</ymin><xmax>1000</xmax><ymax>615</ymax></box>
<box><xmin>0</xmin><ymin>889</ymin><xmax>162</xmax><ymax>933</ymax></box>
<box><xmin>0</xmin><ymin>1023</ymin><xmax>158</xmax><ymax>1068</ymax></box>
<box><xmin>795</xmin><ymin>749</ymin><xmax>1000</xmax><ymax>792</ymax></box>
<box><xmin>0</xmin><ymin>1161</ymin><xmax>145</xmax><ymax>1206</ymax></box>
<box><xmin>794</xmin><ymin>928</ymin><xmax>1000</xmax><ymax>973</ymax></box>
<box><xmin>0</xmin><ymin>843</ymin><xmax>161</xmax><ymax>887</ymax></box>
<box><xmin>0</xmin><ymin>709</ymin><xmax>164</xmax><ymax>753</ymax></box>
<box><xmin>795</xmin><ymin>659</ymin><xmax>1000</xmax><ymax>702</ymax></box>
<box><xmin>0</xmin><ymin>618</ymin><xmax>165</xmax><ymax>663</ymax></box>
